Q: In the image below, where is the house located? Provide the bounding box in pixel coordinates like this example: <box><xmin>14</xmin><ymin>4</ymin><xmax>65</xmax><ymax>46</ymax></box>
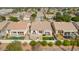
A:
<box><xmin>35</xmin><ymin>12</ymin><xmax>44</xmax><ymax>21</ymax></box>
<box><xmin>45</xmin><ymin>14</ymin><xmax>54</xmax><ymax>19</ymax></box>
<box><xmin>73</xmin><ymin>22</ymin><xmax>79</xmax><ymax>34</ymax></box>
<box><xmin>23</xmin><ymin>12</ymin><xmax>32</xmax><ymax>21</ymax></box>
<box><xmin>0</xmin><ymin>21</ymin><xmax>9</xmax><ymax>38</ymax></box>
<box><xmin>30</xmin><ymin>21</ymin><xmax>52</xmax><ymax>40</ymax></box>
<box><xmin>0</xmin><ymin>9</ymin><xmax>14</xmax><ymax>16</ymax></box>
<box><xmin>52</xmin><ymin>22</ymin><xmax>78</xmax><ymax>38</ymax></box>
<box><xmin>7</xmin><ymin>12</ymin><xmax>23</xmax><ymax>20</ymax></box>
<box><xmin>6</xmin><ymin>21</ymin><xmax>30</xmax><ymax>37</ymax></box>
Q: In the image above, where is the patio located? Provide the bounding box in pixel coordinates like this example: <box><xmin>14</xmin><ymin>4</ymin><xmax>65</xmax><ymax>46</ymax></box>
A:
<box><xmin>56</xmin><ymin>33</ymin><xmax>77</xmax><ymax>40</ymax></box>
<box><xmin>56</xmin><ymin>34</ymin><xmax>64</xmax><ymax>40</ymax></box>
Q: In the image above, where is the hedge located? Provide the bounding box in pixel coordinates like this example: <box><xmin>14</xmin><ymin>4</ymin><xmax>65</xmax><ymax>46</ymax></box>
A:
<box><xmin>29</xmin><ymin>40</ymin><xmax>37</xmax><ymax>46</ymax></box>
<box><xmin>63</xmin><ymin>40</ymin><xmax>70</xmax><ymax>46</ymax></box>
<box><xmin>40</xmin><ymin>41</ymin><xmax>48</xmax><ymax>46</ymax></box>
<box><xmin>42</xmin><ymin>36</ymin><xmax>54</xmax><ymax>40</ymax></box>
<box><xmin>55</xmin><ymin>40</ymin><xmax>62</xmax><ymax>46</ymax></box>
<box><xmin>48</xmin><ymin>42</ymin><xmax>53</xmax><ymax>47</ymax></box>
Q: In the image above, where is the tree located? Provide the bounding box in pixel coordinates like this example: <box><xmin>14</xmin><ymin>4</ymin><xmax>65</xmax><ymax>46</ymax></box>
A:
<box><xmin>31</xmin><ymin>14</ymin><xmax>37</xmax><ymax>18</ymax></box>
<box><xmin>54</xmin><ymin>12</ymin><xmax>62</xmax><ymax>21</ymax></box>
<box><xmin>9</xmin><ymin>16</ymin><xmax>19</xmax><ymax>22</ymax></box>
<box><xmin>56</xmin><ymin>12</ymin><xmax>62</xmax><ymax>17</ymax></box>
<box><xmin>55</xmin><ymin>40</ymin><xmax>62</xmax><ymax>46</ymax></box>
<box><xmin>48</xmin><ymin>42</ymin><xmax>53</xmax><ymax>47</ymax></box>
<box><xmin>0</xmin><ymin>16</ymin><xmax>6</xmax><ymax>21</ymax></box>
<box><xmin>5</xmin><ymin>41</ymin><xmax>22</xmax><ymax>51</ymax></box>
<box><xmin>71</xmin><ymin>16</ymin><xmax>79</xmax><ymax>22</ymax></box>
<box><xmin>70</xmin><ymin>33</ymin><xmax>78</xmax><ymax>51</ymax></box>
<box><xmin>61</xmin><ymin>15</ymin><xmax>71</xmax><ymax>22</ymax></box>
<box><xmin>29</xmin><ymin>41</ymin><xmax>37</xmax><ymax>46</ymax></box>
<box><xmin>54</xmin><ymin>12</ymin><xmax>71</xmax><ymax>22</ymax></box>
<box><xmin>30</xmin><ymin>13</ymin><xmax>37</xmax><ymax>22</ymax></box>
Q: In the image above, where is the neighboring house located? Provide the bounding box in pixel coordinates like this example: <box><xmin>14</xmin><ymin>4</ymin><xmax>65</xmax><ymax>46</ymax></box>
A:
<box><xmin>23</xmin><ymin>12</ymin><xmax>32</xmax><ymax>21</ymax></box>
<box><xmin>75</xmin><ymin>12</ymin><xmax>79</xmax><ymax>16</ymax></box>
<box><xmin>15</xmin><ymin>12</ymin><xmax>23</xmax><ymax>20</ymax></box>
<box><xmin>8</xmin><ymin>12</ymin><xmax>27</xmax><ymax>20</ymax></box>
<box><xmin>0</xmin><ymin>21</ymin><xmax>9</xmax><ymax>38</ymax></box>
<box><xmin>6</xmin><ymin>21</ymin><xmax>30</xmax><ymax>37</ymax></box>
<box><xmin>45</xmin><ymin>14</ymin><xmax>54</xmax><ymax>19</ymax></box>
<box><xmin>30</xmin><ymin>21</ymin><xmax>52</xmax><ymax>40</ymax></box>
<box><xmin>35</xmin><ymin>12</ymin><xmax>44</xmax><ymax>21</ymax></box>
<box><xmin>52</xmin><ymin>22</ymin><xmax>78</xmax><ymax>38</ymax></box>
<box><xmin>0</xmin><ymin>9</ymin><xmax>14</xmax><ymax>16</ymax></box>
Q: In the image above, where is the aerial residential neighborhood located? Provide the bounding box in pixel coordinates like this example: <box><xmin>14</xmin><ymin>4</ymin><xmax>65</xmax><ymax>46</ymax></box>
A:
<box><xmin>0</xmin><ymin>8</ymin><xmax>79</xmax><ymax>51</ymax></box>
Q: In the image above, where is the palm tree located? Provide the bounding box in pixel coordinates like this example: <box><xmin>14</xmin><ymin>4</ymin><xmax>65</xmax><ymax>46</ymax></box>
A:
<box><xmin>71</xmin><ymin>33</ymin><xmax>77</xmax><ymax>51</ymax></box>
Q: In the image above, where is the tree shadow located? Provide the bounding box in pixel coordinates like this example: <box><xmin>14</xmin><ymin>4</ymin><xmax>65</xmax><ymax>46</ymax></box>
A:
<box><xmin>58</xmin><ymin>46</ymin><xmax>67</xmax><ymax>51</ymax></box>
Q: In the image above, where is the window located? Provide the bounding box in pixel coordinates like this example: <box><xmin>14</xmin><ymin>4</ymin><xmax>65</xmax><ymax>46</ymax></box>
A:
<box><xmin>45</xmin><ymin>32</ymin><xmax>50</xmax><ymax>35</ymax></box>
<box><xmin>32</xmin><ymin>30</ymin><xmax>36</xmax><ymax>34</ymax></box>
<box><xmin>39</xmin><ymin>30</ymin><xmax>42</xmax><ymax>33</ymax></box>
<box><xmin>8</xmin><ymin>30</ymin><xmax>10</xmax><ymax>32</ymax></box>
<box><xmin>58</xmin><ymin>30</ymin><xmax>63</xmax><ymax>33</ymax></box>
<box><xmin>12</xmin><ymin>32</ymin><xmax>16</xmax><ymax>33</ymax></box>
<box><xmin>64</xmin><ymin>32</ymin><xmax>70</xmax><ymax>36</ymax></box>
<box><xmin>18</xmin><ymin>32</ymin><xmax>24</xmax><ymax>35</ymax></box>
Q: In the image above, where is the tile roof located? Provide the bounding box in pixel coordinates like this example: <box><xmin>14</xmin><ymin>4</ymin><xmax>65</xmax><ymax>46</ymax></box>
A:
<box><xmin>53</xmin><ymin>22</ymin><xmax>77</xmax><ymax>32</ymax></box>
<box><xmin>7</xmin><ymin>21</ymin><xmax>28</xmax><ymax>30</ymax></box>
<box><xmin>31</xmin><ymin>21</ymin><xmax>52</xmax><ymax>31</ymax></box>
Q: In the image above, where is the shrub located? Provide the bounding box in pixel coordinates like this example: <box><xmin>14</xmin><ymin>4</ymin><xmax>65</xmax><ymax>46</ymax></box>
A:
<box><xmin>71</xmin><ymin>16</ymin><xmax>79</xmax><ymax>22</ymax></box>
<box><xmin>48</xmin><ymin>42</ymin><xmax>53</xmax><ymax>47</ymax></box>
<box><xmin>42</xmin><ymin>34</ymin><xmax>46</xmax><ymax>36</ymax></box>
<box><xmin>55</xmin><ymin>40</ymin><xmax>62</xmax><ymax>46</ymax></box>
<box><xmin>9</xmin><ymin>16</ymin><xmax>19</xmax><ymax>22</ymax></box>
<box><xmin>29</xmin><ymin>41</ymin><xmax>37</xmax><ymax>46</ymax></box>
<box><xmin>40</xmin><ymin>41</ymin><xmax>48</xmax><ymax>46</ymax></box>
<box><xmin>70</xmin><ymin>40</ymin><xmax>77</xmax><ymax>46</ymax></box>
<box><xmin>42</xmin><ymin>36</ymin><xmax>54</xmax><ymax>40</ymax></box>
<box><xmin>5</xmin><ymin>41</ymin><xmax>22</xmax><ymax>51</ymax></box>
<box><xmin>76</xmin><ymin>41</ymin><xmax>79</xmax><ymax>46</ymax></box>
<box><xmin>31</xmin><ymin>14</ymin><xmax>37</xmax><ymax>18</ymax></box>
<box><xmin>63</xmin><ymin>40</ymin><xmax>70</xmax><ymax>46</ymax></box>
<box><xmin>0</xmin><ymin>16</ymin><xmax>6</xmax><ymax>21</ymax></box>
